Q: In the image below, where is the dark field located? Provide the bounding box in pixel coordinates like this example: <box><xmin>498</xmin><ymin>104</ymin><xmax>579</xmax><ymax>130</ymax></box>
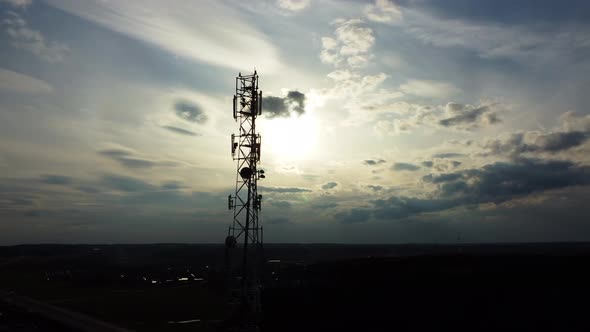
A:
<box><xmin>1</xmin><ymin>243</ymin><xmax>590</xmax><ymax>331</ymax></box>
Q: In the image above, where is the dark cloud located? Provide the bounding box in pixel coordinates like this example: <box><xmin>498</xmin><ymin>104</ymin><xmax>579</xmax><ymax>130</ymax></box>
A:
<box><xmin>161</xmin><ymin>181</ymin><xmax>186</xmax><ymax>190</ymax></box>
<box><xmin>0</xmin><ymin>176</ymin><xmax>237</xmax><ymax>243</ymax></box>
<box><xmin>119</xmin><ymin>189</ymin><xmax>187</xmax><ymax>206</ymax></box>
<box><xmin>362</xmin><ymin>159</ymin><xmax>386</xmax><ymax>166</ymax></box>
<box><xmin>445</xmin><ymin>102</ymin><xmax>464</xmax><ymax>112</ymax></box>
<box><xmin>534</xmin><ymin>131</ymin><xmax>588</xmax><ymax>152</ymax></box>
<box><xmin>269</xmin><ymin>200</ymin><xmax>292</xmax><ymax>209</ymax></box>
<box><xmin>99</xmin><ymin>149</ymin><xmax>154</xmax><ymax>169</ymax></box>
<box><xmin>261</xmin><ymin>97</ymin><xmax>286</xmax><ymax>116</ymax></box>
<box><xmin>421</xmin><ymin>161</ymin><xmax>434</xmax><ymax>168</ymax></box>
<box><xmin>259</xmin><ymin>186</ymin><xmax>312</xmax><ymax>193</ymax></box>
<box><xmin>174</xmin><ymin>100</ymin><xmax>207</xmax><ymax>123</ymax></box>
<box><xmin>266</xmin><ymin>217</ymin><xmax>292</xmax><ymax>225</ymax></box>
<box><xmin>162</xmin><ymin>125</ymin><xmax>199</xmax><ymax>136</ymax></box>
<box><xmin>101</xmin><ymin>175</ymin><xmax>155</xmax><ymax>192</ymax></box>
<box><xmin>117</xmin><ymin>158</ymin><xmax>155</xmax><ymax>169</ymax></box>
<box><xmin>98</xmin><ymin>150</ymin><xmax>129</xmax><ymax>158</ymax></box>
<box><xmin>335</xmin><ymin>208</ymin><xmax>372</xmax><ymax>224</ymax></box>
<box><xmin>366</xmin><ymin>158</ymin><xmax>590</xmax><ymax>221</ymax></box>
<box><xmin>373</xmin><ymin>196</ymin><xmax>456</xmax><ymax>220</ymax></box>
<box><xmin>439</xmin><ymin>104</ymin><xmax>501</xmax><ymax>129</ymax></box>
<box><xmin>286</xmin><ymin>91</ymin><xmax>305</xmax><ymax>113</ymax></box>
<box><xmin>396</xmin><ymin>0</ymin><xmax>590</xmax><ymax>25</ymax></box>
<box><xmin>422</xmin><ymin>173</ymin><xmax>463</xmax><ymax>184</ymax></box>
<box><xmin>321</xmin><ymin>182</ymin><xmax>338</xmax><ymax>190</ymax></box>
<box><xmin>76</xmin><ymin>186</ymin><xmax>100</xmax><ymax>194</ymax></box>
<box><xmin>426</xmin><ymin>159</ymin><xmax>590</xmax><ymax>201</ymax></box>
<box><xmin>117</xmin><ymin>189</ymin><xmax>217</xmax><ymax>209</ymax></box>
<box><xmin>423</xmin><ymin>159</ymin><xmax>462</xmax><ymax>172</ymax></box>
<box><xmin>2</xmin><ymin>197</ymin><xmax>35</xmax><ymax>207</ymax></box>
<box><xmin>483</xmin><ymin>132</ymin><xmax>528</xmax><ymax>156</ymax></box>
<box><xmin>311</xmin><ymin>202</ymin><xmax>339</xmax><ymax>209</ymax></box>
<box><xmin>484</xmin><ymin>131</ymin><xmax>589</xmax><ymax>157</ymax></box>
<box><xmin>377</xmin><ymin>103</ymin><xmax>504</xmax><ymax>134</ymax></box>
<box><xmin>40</xmin><ymin>174</ymin><xmax>71</xmax><ymax>185</ymax></box>
<box><xmin>262</xmin><ymin>90</ymin><xmax>306</xmax><ymax>118</ymax></box>
<box><xmin>432</xmin><ymin>152</ymin><xmax>464</xmax><ymax>158</ymax></box>
<box><xmin>392</xmin><ymin>162</ymin><xmax>421</xmax><ymax>171</ymax></box>
<box><xmin>367</xmin><ymin>185</ymin><xmax>384</xmax><ymax>192</ymax></box>
<box><xmin>99</xmin><ymin>149</ymin><xmax>176</xmax><ymax>169</ymax></box>
<box><xmin>23</xmin><ymin>210</ymin><xmax>40</xmax><ymax>217</ymax></box>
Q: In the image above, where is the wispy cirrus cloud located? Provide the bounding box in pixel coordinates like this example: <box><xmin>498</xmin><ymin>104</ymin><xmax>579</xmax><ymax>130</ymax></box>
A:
<box><xmin>277</xmin><ymin>0</ymin><xmax>311</xmax><ymax>12</ymax></box>
<box><xmin>400</xmin><ymin>79</ymin><xmax>461</xmax><ymax>99</ymax></box>
<box><xmin>162</xmin><ymin>125</ymin><xmax>199</xmax><ymax>137</ymax></box>
<box><xmin>259</xmin><ymin>186</ymin><xmax>312</xmax><ymax>193</ymax></box>
<box><xmin>364</xmin><ymin>0</ymin><xmax>402</xmax><ymax>25</ymax></box>
<box><xmin>2</xmin><ymin>11</ymin><xmax>69</xmax><ymax>63</ymax></box>
<box><xmin>400</xmin><ymin>5</ymin><xmax>590</xmax><ymax>65</ymax></box>
<box><xmin>43</xmin><ymin>0</ymin><xmax>281</xmax><ymax>72</ymax></box>
<box><xmin>0</xmin><ymin>0</ymin><xmax>32</xmax><ymax>8</ymax></box>
<box><xmin>0</xmin><ymin>68</ymin><xmax>53</xmax><ymax>94</ymax></box>
<box><xmin>98</xmin><ymin>149</ymin><xmax>179</xmax><ymax>169</ymax></box>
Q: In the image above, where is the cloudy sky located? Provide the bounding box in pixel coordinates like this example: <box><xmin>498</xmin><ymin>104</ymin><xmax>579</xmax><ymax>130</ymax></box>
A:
<box><xmin>1</xmin><ymin>0</ymin><xmax>590</xmax><ymax>244</ymax></box>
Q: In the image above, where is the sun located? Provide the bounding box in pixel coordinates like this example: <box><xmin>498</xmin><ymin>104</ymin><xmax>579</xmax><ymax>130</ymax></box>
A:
<box><xmin>259</xmin><ymin>114</ymin><xmax>319</xmax><ymax>161</ymax></box>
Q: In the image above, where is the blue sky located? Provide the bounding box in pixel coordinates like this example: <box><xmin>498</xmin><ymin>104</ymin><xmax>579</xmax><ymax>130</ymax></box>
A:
<box><xmin>1</xmin><ymin>0</ymin><xmax>589</xmax><ymax>244</ymax></box>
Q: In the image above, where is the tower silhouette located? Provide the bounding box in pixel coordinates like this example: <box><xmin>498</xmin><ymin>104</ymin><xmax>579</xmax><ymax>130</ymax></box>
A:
<box><xmin>225</xmin><ymin>71</ymin><xmax>265</xmax><ymax>330</ymax></box>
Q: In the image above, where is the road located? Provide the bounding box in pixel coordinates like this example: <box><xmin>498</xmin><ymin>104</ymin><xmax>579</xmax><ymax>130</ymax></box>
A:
<box><xmin>0</xmin><ymin>290</ymin><xmax>132</xmax><ymax>332</ymax></box>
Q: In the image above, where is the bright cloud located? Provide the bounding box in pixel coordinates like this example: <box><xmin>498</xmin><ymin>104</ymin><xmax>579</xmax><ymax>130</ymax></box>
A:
<box><xmin>399</xmin><ymin>79</ymin><xmax>461</xmax><ymax>99</ymax></box>
<box><xmin>277</xmin><ymin>0</ymin><xmax>311</xmax><ymax>12</ymax></box>
<box><xmin>364</xmin><ymin>0</ymin><xmax>402</xmax><ymax>24</ymax></box>
<box><xmin>0</xmin><ymin>68</ymin><xmax>53</xmax><ymax>94</ymax></box>
<box><xmin>0</xmin><ymin>0</ymin><xmax>589</xmax><ymax>244</ymax></box>
<box><xmin>320</xmin><ymin>19</ymin><xmax>375</xmax><ymax>68</ymax></box>
<box><xmin>43</xmin><ymin>0</ymin><xmax>282</xmax><ymax>72</ymax></box>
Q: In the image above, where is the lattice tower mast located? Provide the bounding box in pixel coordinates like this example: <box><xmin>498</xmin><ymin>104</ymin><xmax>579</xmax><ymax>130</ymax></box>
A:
<box><xmin>226</xmin><ymin>71</ymin><xmax>265</xmax><ymax>317</ymax></box>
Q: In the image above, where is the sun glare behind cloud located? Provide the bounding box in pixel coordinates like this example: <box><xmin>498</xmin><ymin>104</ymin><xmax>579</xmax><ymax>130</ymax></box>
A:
<box><xmin>260</xmin><ymin>113</ymin><xmax>319</xmax><ymax>161</ymax></box>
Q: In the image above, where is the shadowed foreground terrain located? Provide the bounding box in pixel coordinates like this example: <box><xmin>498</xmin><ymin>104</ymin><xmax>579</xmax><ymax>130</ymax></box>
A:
<box><xmin>264</xmin><ymin>254</ymin><xmax>590</xmax><ymax>331</ymax></box>
<box><xmin>1</xmin><ymin>243</ymin><xmax>590</xmax><ymax>331</ymax></box>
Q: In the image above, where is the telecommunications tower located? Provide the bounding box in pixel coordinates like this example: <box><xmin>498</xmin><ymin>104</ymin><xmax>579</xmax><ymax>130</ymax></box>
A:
<box><xmin>226</xmin><ymin>70</ymin><xmax>265</xmax><ymax>325</ymax></box>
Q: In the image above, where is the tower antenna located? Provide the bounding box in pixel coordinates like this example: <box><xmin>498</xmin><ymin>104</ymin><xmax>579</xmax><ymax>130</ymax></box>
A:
<box><xmin>225</xmin><ymin>70</ymin><xmax>265</xmax><ymax>330</ymax></box>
